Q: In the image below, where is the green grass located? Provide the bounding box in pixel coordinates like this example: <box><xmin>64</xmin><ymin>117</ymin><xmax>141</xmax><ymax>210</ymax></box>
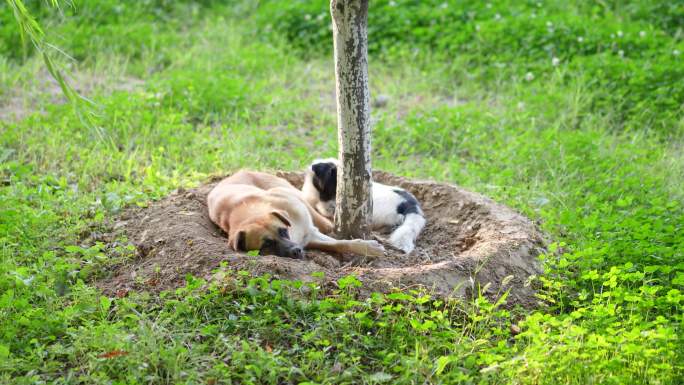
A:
<box><xmin>255</xmin><ymin>0</ymin><xmax>684</xmax><ymax>133</ymax></box>
<box><xmin>1</xmin><ymin>0</ymin><xmax>682</xmax><ymax>384</ymax></box>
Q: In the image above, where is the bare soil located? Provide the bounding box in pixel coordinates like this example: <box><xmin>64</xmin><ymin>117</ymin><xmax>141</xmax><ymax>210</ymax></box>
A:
<box><xmin>0</xmin><ymin>70</ymin><xmax>142</xmax><ymax>122</ymax></box>
<box><xmin>95</xmin><ymin>171</ymin><xmax>546</xmax><ymax>306</ymax></box>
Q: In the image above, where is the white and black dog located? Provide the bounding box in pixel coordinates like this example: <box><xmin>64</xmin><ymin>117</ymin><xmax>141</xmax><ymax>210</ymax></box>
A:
<box><xmin>302</xmin><ymin>158</ymin><xmax>426</xmax><ymax>253</ymax></box>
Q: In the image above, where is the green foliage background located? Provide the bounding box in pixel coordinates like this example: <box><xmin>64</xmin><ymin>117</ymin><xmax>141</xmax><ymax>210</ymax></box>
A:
<box><xmin>0</xmin><ymin>0</ymin><xmax>682</xmax><ymax>384</ymax></box>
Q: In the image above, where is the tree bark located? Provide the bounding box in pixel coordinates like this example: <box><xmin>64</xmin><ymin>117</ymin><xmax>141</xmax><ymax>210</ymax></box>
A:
<box><xmin>330</xmin><ymin>0</ymin><xmax>372</xmax><ymax>239</ymax></box>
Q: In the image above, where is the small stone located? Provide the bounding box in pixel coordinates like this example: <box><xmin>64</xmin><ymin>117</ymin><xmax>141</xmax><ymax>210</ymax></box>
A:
<box><xmin>373</xmin><ymin>94</ymin><xmax>390</xmax><ymax>108</ymax></box>
<box><xmin>113</xmin><ymin>221</ymin><xmax>127</xmax><ymax>230</ymax></box>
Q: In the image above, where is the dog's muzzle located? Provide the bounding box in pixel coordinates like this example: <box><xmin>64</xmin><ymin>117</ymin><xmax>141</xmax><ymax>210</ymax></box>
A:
<box><xmin>286</xmin><ymin>246</ymin><xmax>304</xmax><ymax>259</ymax></box>
<box><xmin>261</xmin><ymin>238</ymin><xmax>304</xmax><ymax>259</ymax></box>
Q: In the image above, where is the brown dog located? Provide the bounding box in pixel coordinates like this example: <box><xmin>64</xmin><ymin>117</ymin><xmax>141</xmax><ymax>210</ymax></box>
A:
<box><xmin>207</xmin><ymin>170</ymin><xmax>385</xmax><ymax>259</ymax></box>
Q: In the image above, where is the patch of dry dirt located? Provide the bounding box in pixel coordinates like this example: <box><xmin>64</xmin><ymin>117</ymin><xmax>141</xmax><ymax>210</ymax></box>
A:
<box><xmin>0</xmin><ymin>69</ymin><xmax>143</xmax><ymax>122</ymax></box>
<box><xmin>95</xmin><ymin>171</ymin><xmax>545</xmax><ymax>306</ymax></box>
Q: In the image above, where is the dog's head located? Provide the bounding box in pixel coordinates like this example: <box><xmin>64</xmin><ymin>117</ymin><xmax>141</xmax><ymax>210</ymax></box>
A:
<box><xmin>309</xmin><ymin>158</ymin><xmax>338</xmax><ymax>216</ymax></box>
<box><xmin>229</xmin><ymin>210</ymin><xmax>303</xmax><ymax>259</ymax></box>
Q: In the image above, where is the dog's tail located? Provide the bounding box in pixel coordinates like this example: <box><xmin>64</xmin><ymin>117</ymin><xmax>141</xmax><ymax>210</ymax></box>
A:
<box><xmin>389</xmin><ymin>212</ymin><xmax>426</xmax><ymax>253</ymax></box>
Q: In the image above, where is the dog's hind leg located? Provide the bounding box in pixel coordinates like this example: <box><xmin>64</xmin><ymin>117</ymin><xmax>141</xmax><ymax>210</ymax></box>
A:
<box><xmin>389</xmin><ymin>213</ymin><xmax>426</xmax><ymax>253</ymax></box>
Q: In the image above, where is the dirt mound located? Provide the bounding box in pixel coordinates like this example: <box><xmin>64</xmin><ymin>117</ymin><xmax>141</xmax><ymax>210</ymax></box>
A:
<box><xmin>96</xmin><ymin>171</ymin><xmax>545</xmax><ymax>306</ymax></box>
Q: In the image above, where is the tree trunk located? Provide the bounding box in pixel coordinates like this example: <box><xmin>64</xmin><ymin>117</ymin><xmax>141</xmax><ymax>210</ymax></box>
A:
<box><xmin>330</xmin><ymin>0</ymin><xmax>372</xmax><ymax>239</ymax></box>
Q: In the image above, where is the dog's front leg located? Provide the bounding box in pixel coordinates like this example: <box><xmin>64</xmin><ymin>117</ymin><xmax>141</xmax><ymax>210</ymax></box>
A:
<box><xmin>305</xmin><ymin>230</ymin><xmax>385</xmax><ymax>257</ymax></box>
<box><xmin>300</xmin><ymin>200</ymin><xmax>334</xmax><ymax>234</ymax></box>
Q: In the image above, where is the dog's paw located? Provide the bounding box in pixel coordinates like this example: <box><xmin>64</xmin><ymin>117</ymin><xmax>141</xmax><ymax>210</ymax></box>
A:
<box><xmin>362</xmin><ymin>240</ymin><xmax>385</xmax><ymax>257</ymax></box>
<box><xmin>320</xmin><ymin>220</ymin><xmax>334</xmax><ymax>235</ymax></box>
<box><xmin>389</xmin><ymin>233</ymin><xmax>415</xmax><ymax>254</ymax></box>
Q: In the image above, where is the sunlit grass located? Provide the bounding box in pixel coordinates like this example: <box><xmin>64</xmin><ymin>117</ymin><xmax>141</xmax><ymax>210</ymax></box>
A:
<box><xmin>0</xmin><ymin>1</ymin><xmax>682</xmax><ymax>384</ymax></box>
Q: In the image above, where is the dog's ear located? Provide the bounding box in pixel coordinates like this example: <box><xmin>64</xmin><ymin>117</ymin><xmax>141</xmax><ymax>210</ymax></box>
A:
<box><xmin>271</xmin><ymin>211</ymin><xmax>292</xmax><ymax>227</ymax></box>
<box><xmin>312</xmin><ymin>162</ymin><xmax>337</xmax><ymax>195</ymax></box>
<box><xmin>229</xmin><ymin>230</ymin><xmax>247</xmax><ymax>251</ymax></box>
<box><xmin>312</xmin><ymin>162</ymin><xmax>333</xmax><ymax>179</ymax></box>
<box><xmin>327</xmin><ymin>163</ymin><xmax>337</xmax><ymax>184</ymax></box>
